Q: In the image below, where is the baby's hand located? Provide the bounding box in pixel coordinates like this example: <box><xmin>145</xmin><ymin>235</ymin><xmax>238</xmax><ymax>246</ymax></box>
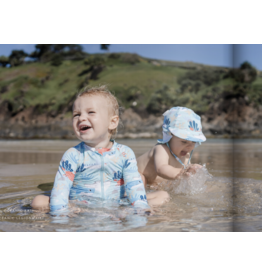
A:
<box><xmin>176</xmin><ymin>164</ymin><xmax>202</xmax><ymax>179</ymax></box>
<box><xmin>185</xmin><ymin>164</ymin><xmax>202</xmax><ymax>175</ymax></box>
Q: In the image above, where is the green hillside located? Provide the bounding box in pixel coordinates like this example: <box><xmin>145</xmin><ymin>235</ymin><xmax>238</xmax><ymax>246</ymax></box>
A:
<box><xmin>1</xmin><ymin>52</ymin><xmax>262</xmax><ymax>121</ymax></box>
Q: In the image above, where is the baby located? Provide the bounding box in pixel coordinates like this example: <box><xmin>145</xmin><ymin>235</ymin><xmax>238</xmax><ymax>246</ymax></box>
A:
<box><xmin>31</xmin><ymin>85</ymin><xmax>166</xmax><ymax>214</ymax></box>
<box><xmin>137</xmin><ymin>107</ymin><xmax>206</xmax><ymax>186</ymax></box>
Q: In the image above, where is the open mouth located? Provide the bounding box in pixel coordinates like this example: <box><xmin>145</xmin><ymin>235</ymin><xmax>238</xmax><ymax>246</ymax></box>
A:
<box><xmin>180</xmin><ymin>151</ymin><xmax>187</xmax><ymax>156</ymax></box>
<box><xmin>79</xmin><ymin>125</ymin><xmax>91</xmax><ymax>132</ymax></box>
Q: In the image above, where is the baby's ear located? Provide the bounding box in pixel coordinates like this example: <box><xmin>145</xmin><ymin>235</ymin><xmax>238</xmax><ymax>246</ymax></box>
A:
<box><xmin>109</xmin><ymin>115</ymin><xmax>119</xmax><ymax>130</ymax></box>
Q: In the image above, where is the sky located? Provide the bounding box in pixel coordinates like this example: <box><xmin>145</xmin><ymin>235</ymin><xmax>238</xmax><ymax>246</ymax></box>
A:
<box><xmin>0</xmin><ymin>44</ymin><xmax>262</xmax><ymax>70</ymax></box>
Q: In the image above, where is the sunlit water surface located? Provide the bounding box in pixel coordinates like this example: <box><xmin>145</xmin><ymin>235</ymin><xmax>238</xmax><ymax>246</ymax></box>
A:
<box><xmin>0</xmin><ymin>139</ymin><xmax>262</xmax><ymax>232</ymax></box>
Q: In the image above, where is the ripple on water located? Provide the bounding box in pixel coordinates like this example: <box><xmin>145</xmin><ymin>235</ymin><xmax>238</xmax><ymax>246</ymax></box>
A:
<box><xmin>0</xmin><ymin>183</ymin><xmax>13</xmax><ymax>189</ymax></box>
<box><xmin>0</xmin><ymin>196</ymin><xmax>150</xmax><ymax>232</ymax></box>
<box><xmin>1</xmin><ymin>168</ymin><xmax>262</xmax><ymax>231</ymax></box>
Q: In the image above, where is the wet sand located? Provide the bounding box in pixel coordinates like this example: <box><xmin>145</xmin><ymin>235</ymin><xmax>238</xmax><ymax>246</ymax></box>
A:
<box><xmin>0</xmin><ymin>139</ymin><xmax>262</xmax><ymax>231</ymax></box>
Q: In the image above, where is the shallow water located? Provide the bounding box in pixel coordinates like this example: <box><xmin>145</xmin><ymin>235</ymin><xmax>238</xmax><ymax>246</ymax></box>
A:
<box><xmin>0</xmin><ymin>139</ymin><xmax>262</xmax><ymax>232</ymax></box>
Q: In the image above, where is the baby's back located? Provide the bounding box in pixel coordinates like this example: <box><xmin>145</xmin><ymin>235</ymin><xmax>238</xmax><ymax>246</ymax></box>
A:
<box><xmin>137</xmin><ymin>147</ymin><xmax>157</xmax><ymax>184</ymax></box>
<box><xmin>137</xmin><ymin>144</ymin><xmax>189</xmax><ymax>185</ymax></box>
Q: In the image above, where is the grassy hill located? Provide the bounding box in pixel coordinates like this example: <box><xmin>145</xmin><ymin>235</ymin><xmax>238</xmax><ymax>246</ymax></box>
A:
<box><xmin>0</xmin><ymin>53</ymin><xmax>227</xmax><ymax>116</ymax></box>
<box><xmin>1</xmin><ymin>53</ymin><xmax>262</xmax><ymax>138</ymax></box>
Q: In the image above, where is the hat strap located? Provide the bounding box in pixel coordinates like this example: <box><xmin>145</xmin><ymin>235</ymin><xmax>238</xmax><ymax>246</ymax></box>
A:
<box><xmin>166</xmin><ymin>142</ymin><xmax>193</xmax><ymax>169</ymax></box>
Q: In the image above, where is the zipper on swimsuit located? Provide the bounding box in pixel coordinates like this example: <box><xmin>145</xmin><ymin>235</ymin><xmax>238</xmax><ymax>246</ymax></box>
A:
<box><xmin>100</xmin><ymin>154</ymin><xmax>104</xmax><ymax>199</ymax></box>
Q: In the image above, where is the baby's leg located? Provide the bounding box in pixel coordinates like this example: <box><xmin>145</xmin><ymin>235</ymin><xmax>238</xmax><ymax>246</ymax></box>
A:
<box><xmin>31</xmin><ymin>195</ymin><xmax>50</xmax><ymax>211</ymax></box>
<box><xmin>139</xmin><ymin>172</ymin><xmax>170</xmax><ymax>206</ymax></box>
<box><xmin>147</xmin><ymin>191</ymin><xmax>170</xmax><ymax>207</ymax></box>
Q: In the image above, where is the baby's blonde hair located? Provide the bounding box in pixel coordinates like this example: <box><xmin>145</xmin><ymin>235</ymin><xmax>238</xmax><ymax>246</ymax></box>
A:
<box><xmin>76</xmin><ymin>85</ymin><xmax>119</xmax><ymax>136</ymax></box>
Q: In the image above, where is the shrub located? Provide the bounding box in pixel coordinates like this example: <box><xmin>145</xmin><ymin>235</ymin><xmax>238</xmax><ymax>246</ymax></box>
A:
<box><xmin>108</xmin><ymin>53</ymin><xmax>120</xmax><ymax>59</ymax></box>
<box><xmin>177</xmin><ymin>79</ymin><xmax>204</xmax><ymax>94</ymax></box>
<box><xmin>248</xmin><ymin>83</ymin><xmax>262</xmax><ymax>105</ymax></box>
<box><xmin>224</xmin><ymin>61</ymin><xmax>257</xmax><ymax>83</ymax></box>
<box><xmin>113</xmin><ymin>86</ymin><xmax>142</xmax><ymax>108</ymax></box>
<box><xmin>146</xmin><ymin>85</ymin><xmax>176</xmax><ymax>115</ymax></box>
<box><xmin>178</xmin><ymin>69</ymin><xmax>223</xmax><ymax>86</ymax></box>
<box><xmin>9</xmin><ymin>50</ymin><xmax>28</xmax><ymax>67</ymax></box>
<box><xmin>83</xmin><ymin>55</ymin><xmax>106</xmax><ymax>66</ymax></box>
<box><xmin>51</xmin><ymin>55</ymin><xmax>63</xmax><ymax>66</ymax></box>
<box><xmin>121</xmin><ymin>53</ymin><xmax>140</xmax><ymax>65</ymax></box>
<box><xmin>0</xmin><ymin>56</ymin><xmax>10</xmax><ymax>67</ymax></box>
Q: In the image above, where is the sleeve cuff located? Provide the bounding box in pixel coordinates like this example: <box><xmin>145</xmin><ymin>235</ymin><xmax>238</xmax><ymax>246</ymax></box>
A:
<box><xmin>133</xmin><ymin>200</ymin><xmax>150</xmax><ymax>209</ymax></box>
<box><xmin>49</xmin><ymin>204</ymin><xmax>69</xmax><ymax>216</ymax></box>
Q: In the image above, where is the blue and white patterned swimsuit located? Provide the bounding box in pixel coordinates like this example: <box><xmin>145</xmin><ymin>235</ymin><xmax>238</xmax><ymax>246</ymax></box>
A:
<box><xmin>50</xmin><ymin>141</ymin><xmax>149</xmax><ymax>214</ymax></box>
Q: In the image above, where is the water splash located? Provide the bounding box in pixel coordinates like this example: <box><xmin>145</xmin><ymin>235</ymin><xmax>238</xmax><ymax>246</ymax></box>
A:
<box><xmin>162</xmin><ymin>164</ymin><xmax>213</xmax><ymax>196</ymax></box>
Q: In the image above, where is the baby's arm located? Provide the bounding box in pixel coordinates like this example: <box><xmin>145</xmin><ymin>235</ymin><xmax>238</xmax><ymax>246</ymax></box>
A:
<box><xmin>122</xmin><ymin>146</ymin><xmax>150</xmax><ymax>209</ymax></box>
<box><xmin>185</xmin><ymin>164</ymin><xmax>202</xmax><ymax>175</ymax></box>
<box><xmin>50</xmin><ymin>148</ymin><xmax>79</xmax><ymax>215</ymax></box>
<box><xmin>154</xmin><ymin>145</ymin><xmax>183</xmax><ymax>180</ymax></box>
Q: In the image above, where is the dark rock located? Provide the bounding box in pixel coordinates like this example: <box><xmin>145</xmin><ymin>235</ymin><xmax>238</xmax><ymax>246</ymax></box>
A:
<box><xmin>1</xmin><ymin>99</ymin><xmax>262</xmax><ymax>139</ymax></box>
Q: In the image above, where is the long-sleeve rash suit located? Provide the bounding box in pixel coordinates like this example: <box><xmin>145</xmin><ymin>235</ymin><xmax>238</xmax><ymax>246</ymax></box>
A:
<box><xmin>50</xmin><ymin>141</ymin><xmax>149</xmax><ymax>214</ymax></box>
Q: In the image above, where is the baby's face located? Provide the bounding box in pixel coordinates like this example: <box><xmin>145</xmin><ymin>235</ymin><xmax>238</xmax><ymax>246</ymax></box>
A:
<box><xmin>169</xmin><ymin>135</ymin><xmax>195</xmax><ymax>158</ymax></box>
<box><xmin>72</xmin><ymin>95</ymin><xmax>117</xmax><ymax>147</ymax></box>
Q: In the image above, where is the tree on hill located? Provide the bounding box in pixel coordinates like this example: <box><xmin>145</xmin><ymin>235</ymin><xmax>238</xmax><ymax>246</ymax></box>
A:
<box><xmin>29</xmin><ymin>44</ymin><xmax>52</xmax><ymax>61</ymax></box>
<box><xmin>101</xmin><ymin>44</ymin><xmax>110</xmax><ymax>51</ymax></box>
<box><xmin>240</xmin><ymin>61</ymin><xmax>253</xmax><ymax>70</ymax></box>
<box><xmin>225</xmin><ymin>61</ymin><xmax>257</xmax><ymax>83</ymax></box>
<box><xmin>61</xmin><ymin>44</ymin><xmax>84</xmax><ymax>60</ymax></box>
<box><xmin>30</xmin><ymin>44</ymin><xmax>84</xmax><ymax>62</ymax></box>
<box><xmin>30</xmin><ymin>44</ymin><xmax>62</xmax><ymax>61</ymax></box>
<box><xmin>0</xmin><ymin>56</ymin><xmax>10</xmax><ymax>67</ymax></box>
<box><xmin>51</xmin><ymin>55</ymin><xmax>63</xmax><ymax>66</ymax></box>
<box><xmin>67</xmin><ymin>44</ymin><xmax>83</xmax><ymax>53</ymax></box>
<box><xmin>9</xmin><ymin>50</ymin><xmax>28</xmax><ymax>67</ymax></box>
<box><xmin>0</xmin><ymin>44</ymin><xmax>85</xmax><ymax>68</ymax></box>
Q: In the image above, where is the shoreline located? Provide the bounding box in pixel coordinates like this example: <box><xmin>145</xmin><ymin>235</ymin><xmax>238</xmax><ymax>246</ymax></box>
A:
<box><xmin>0</xmin><ymin>135</ymin><xmax>262</xmax><ymax>140</ymax></box>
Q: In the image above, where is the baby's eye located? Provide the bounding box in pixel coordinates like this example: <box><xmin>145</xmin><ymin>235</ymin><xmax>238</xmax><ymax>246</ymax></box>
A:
<box><xmin>89</xmin><ymin>111</ymin><xmax>95</xmax><ymax>114</ymax></box>
<box><xmin>73</xmin><ymin>114</ymin><xmax>80</xmax><ymax>117</ymax></box>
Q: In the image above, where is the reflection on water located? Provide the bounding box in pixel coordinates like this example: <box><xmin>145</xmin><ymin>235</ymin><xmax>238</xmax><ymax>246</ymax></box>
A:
<box><xmin>0</xmin><ymin>151</ymin><xmax>63</xmax><ymax>164</ymax></box>
<box><xmin>0</xmin><ymin>139</ymin><xmax>262</xmax><ymax>232</ymax></box>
